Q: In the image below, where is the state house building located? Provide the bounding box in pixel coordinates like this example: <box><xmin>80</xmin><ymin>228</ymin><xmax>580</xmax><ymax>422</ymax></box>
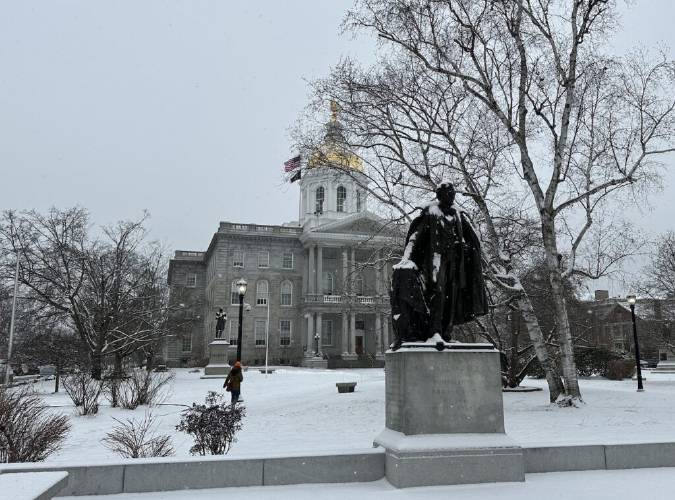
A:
<box><xmin>166</xmin><ymin>114</ymin><xmax>398</xmax><ymax>368</ymax></box>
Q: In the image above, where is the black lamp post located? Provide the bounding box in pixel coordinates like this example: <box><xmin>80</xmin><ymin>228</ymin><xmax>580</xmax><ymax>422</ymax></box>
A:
<box><xmin>627</xmin><ymin>294</ymin><xmax>644</xmax><ymax>392</ymax></box>
<box><xmin>236</xmin><ymin>279</ymin><xmax>247</xmax><ymax>362</ymax></box>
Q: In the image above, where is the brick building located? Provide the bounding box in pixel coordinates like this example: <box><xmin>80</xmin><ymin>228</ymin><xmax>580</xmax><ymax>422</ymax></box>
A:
<box><xmin>582</xmin><ymin>290</ymin><xmax>675</xmax><ymax>362</ymax></box>
<box><xmin>166</xmin><ymin>114</ymin><xmax>398</xmax><ymax>368</ymax></box>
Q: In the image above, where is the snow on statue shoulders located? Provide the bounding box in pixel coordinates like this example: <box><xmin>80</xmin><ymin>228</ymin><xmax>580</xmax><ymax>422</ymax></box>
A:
<box><xmin>389</xmin><ymin>182</ymin><xmax>489</xmax><ymax>350</ymax></box>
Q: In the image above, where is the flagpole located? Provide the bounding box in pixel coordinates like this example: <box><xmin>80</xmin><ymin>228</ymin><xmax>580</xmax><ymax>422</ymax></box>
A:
<box><xmin>264</xmin><ymin>291</ymin><xmax>270</xmax><ymax>377</ymax></box>
<box><xmin>4</xmin><ymin>254</ymin><xmax>19</xmax><ymax>385</ymax></box>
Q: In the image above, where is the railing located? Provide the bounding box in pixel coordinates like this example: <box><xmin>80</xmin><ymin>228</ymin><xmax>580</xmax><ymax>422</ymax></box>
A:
<box><xmin>219</xmin><ymin>222</ymin><xmax>303</xmax><ymax>236</ymax></box>
<box><xmin>355</xmin><ymin>296</ymin><xmax>376</xmax><ymax>304</ymax></box>
<box><xmin>174</xmin><ymin>250</ymin><xmax>205</xmax><ymax>260</ymax></box>
<box><xmin>303</xmin><ymin>294</ymin><xmax>387</xmax><ymax>306</ymax></box>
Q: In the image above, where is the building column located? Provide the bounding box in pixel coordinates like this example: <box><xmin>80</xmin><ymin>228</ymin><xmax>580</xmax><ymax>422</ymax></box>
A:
<box><xmin>342</xmin><ymin>247</ymin><xmax>349</xmax><ymax>295</ymax></box>
<box><xmin>341</xmin><ymin>310</ymin><xmax>349</xmax><ymax>355</ymax></box>
<box><xmin>350</xmin><ymin>248</ymin><xmax>356</xmax><ymax>289</ymax></box>
<box><xmin>305</xmin><ymin>313</ymin><xmax>314</xmax><ymax>358</ymax></box>
<box><xmin>308</xmin><ymin>246</ymin><xmax>315</xmax><ymax>295</ymax></box>
<box><xmin>382</xmin><ymin>315</ymin><xmax>389</xmax><ymax>353</ymax></box>
<box><xmin>375</xmin><ymin>250</ymin><xmax>382</xmax><ymax>296</ymax></box>
<box><xmin>375</xmin><ymin>313</ymin><xmax>382</xmax><ymax>356</ymax></box>
<box><xmin>350</xmin><ymin>311</ymin><xmax>357</xmax><ymax>355</ymax></box>
<box><xmin>316</xmin><ymin>312</ymin><xmax>323</xmax><ymax>356</ymax></box>
<box><xmin>317</xmin><ymin>245</ymin><xmax>323</xmax><ymax>296</ymax></box>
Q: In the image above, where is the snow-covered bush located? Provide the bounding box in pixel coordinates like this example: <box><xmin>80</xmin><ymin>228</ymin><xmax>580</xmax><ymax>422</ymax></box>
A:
<box><xmin>176</xmin><ymin>391</ymin><xmax>245</xmax><ymax>456</ymax></box>
<box><xmin>63</xmin><ymin>372</ymin><xmax>102</xmax><ymax>415</ymax></box>
<box><xmin>0</xmin><ymin>387</ymin><xmax>70</xmax><ymax>462</ymax></box>
<box><xmin>116</xmin><ymin>369</ymin><xmax>174</xmax><ymax>410</ymax></box>
<box><xmin>102</xmin><ymin>412</ymin><xmax>173</xmax><ymax>459</ymax></box>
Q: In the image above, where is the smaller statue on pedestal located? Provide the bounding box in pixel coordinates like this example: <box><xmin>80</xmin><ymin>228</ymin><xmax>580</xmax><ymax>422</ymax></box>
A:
<box><xmin>390</xmin><ymin>181</ymin><xmax>488</xmax><ymax>349</ymax></box>
<box><xmin>215</xmin><ymin>308</ymin><xmax>227</xmax><ymax>339</ymax></box>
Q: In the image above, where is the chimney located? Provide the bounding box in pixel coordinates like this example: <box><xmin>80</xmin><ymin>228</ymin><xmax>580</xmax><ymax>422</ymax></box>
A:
<box><xmin>594</xmin><ymin>290</ymin><xmax>609</xmax><ymax>301</ymax></box>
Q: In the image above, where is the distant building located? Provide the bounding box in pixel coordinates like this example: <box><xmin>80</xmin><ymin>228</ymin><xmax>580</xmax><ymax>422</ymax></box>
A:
<box><xmin>582</xmin><ymin>290</ymin><xmax>675</xmax><ymax>362</ymax></box>
<box><xmin>166</xmin><ymin>112</ymin><xmax>399</xmax><ymax>368</ymax></box>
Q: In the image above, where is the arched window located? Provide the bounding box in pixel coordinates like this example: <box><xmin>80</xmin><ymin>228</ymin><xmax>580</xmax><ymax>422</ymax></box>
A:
<box><xmin>315</xmin><ymin>186</ymin><xmax>325</xmax><ymax>214</ymax></box>
<box><xmin>323</xmin><ymin>272</ymin><xmax>334</xmax><ymax>295</ymax></box>
<box><xmin>256</xmin><ymin>280</ymin><xmax>269</xmax><ymax>306</ymax></box>
<box><xmin>280</xmin><ymin>281</ymin><xmax>293</xmax><ymax>306</ymax></box>
<box><xmin>356</xmin><ymin>191</ymin><xmax>363</xmax><ymax>212</ymax></box>
<box><xmin>336</xmin><ymin>185</ymin><xmax>347</xmax><ymax>212</ymax></box>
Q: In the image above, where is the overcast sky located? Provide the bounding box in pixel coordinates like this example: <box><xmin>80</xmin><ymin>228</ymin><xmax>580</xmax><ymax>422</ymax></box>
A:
<box><xmin>1</xmin><ymin>0</ymin><xmax>673</xmax><ymax>296</ymax></box>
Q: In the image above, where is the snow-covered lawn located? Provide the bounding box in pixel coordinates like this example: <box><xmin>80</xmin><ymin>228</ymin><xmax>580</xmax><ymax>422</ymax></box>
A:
<box><xmin>61</xmin><ymin>468</ymin><xmax>675</xmax><ymax>500</ymax></box>
<box><xmin>32</xmin><ymin>367</ymin><xmax>675</xmax><ymax>464</ymax></box>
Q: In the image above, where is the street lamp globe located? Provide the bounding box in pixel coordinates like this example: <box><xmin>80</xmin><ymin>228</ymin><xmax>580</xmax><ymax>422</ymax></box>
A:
<box><xmin>627</xmin><ymin>294</ymin><xmax>637</xmax><ymax>306</ymax></box>
<box><xmin>237</xmin><ymin>279</ymin><xmax>248</xmax><ymax>297</ymax></box>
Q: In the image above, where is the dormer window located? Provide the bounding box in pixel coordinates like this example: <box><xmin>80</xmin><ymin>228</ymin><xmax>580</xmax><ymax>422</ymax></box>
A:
<box><xmin>337</xmin><ymin>186</ymin><xmax>346</xmax><ymax>212</ymax></box>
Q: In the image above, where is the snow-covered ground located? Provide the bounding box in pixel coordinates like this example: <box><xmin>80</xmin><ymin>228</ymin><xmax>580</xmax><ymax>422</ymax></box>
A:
<box><xmin>61</xmin><ymin>468</ymin><xmax>675</xmax><ymax>500</ymax></box>
<box><xmin>32</xmin><ymin>367</ymin><xmax>675</xmax><ymax>464</ymax></box>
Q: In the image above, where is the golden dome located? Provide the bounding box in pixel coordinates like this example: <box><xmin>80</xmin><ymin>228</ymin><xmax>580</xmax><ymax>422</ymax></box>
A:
<box><xmin>307</xmin><ymin>101</ymin><xmax>363</xmax><ymax>172</ymax></box>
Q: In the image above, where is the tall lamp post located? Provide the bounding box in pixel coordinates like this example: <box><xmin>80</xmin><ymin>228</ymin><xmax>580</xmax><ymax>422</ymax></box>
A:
<box><xmin>235</xmin><ymin>279</ymin><xmax>247</xmax><ymax>362</ymax></box>
<box><xmin>627</xmin><ymin>294</ymin><xmax>644</xmax><ymax>392</ymax></box>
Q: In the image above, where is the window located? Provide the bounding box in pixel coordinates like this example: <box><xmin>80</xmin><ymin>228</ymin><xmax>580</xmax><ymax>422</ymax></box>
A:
<box><xmin>337</xmin><ymin>186</ymin><xmax>346</xmax><ymax>212</ymax></box>
<box><xmin>281</xmin><ymin>281</ymin><xmax>293</xmax><ymax>306</ymax></box>
<box><xmin>256</xmin><ymin>280</ymin><xmax>269</xmax><ymax>306</ymax></box>
<box><xmin>280</xmin><ymin>320</ymin><xmax>291</xmax><ymax>346</ymax></box>
<box><xmin>282</xmin><ymin>252</ymin><xmax>294</xmax><ymax>269</ymax></box>
<box><xmin>315</xmin><ymin>186</ymin><xmax>324</xmax><ymax>214</ymax></box>
<box><xmin>186</xmin><ymin>273</ymin><xmax>197</xmax><ymax>288</ymax></box>
<box><xmin>354</xmin><ymin>275</ymin><xmax>364</xmax><ymax>296</ymax></box>
<box><xmin>182</xmin><ymin>335</ymin><xmax>192</xmax><ymax>352</ymax></box>
<box><xmin>257</xmin><ymin>251</ymin><xmax>269</xmax><ymax>268</ymax></box>
<box><xmin>322</xmin><ymin>320</ymin><xmax>333</xmax><ymax>346</ymax></box>
<box><xmin>255</xmin><ymin>319</ymin><xmax>267</xmax><ymax>346</ymax></box>
<box><xmin>323</xmin><ymin>272</ymin><xmax>334</xmax><ymax>295</ymax></box>
<box><xmin>356</xmin><ymin>191</ymin><xmax>362</xmax><ymax>212</ymax></box>
<box><xmin>355</xmin><ymin>320</ymin><xmax>365</xmax><ymax>330</ymax></box>
<box><xmin>228</xmin><ymin>322</ymin><xmax>237</xmax><ymax>346</ymax></box>
<box><xmin>233</xmin><ymin>250</ymin><xmax>244</xmax><ymax>268</ymax></box>
<box><xmin>231</xmin><ymin>280</ymin><xmax>243</xmax><ymax>305</ymax></box>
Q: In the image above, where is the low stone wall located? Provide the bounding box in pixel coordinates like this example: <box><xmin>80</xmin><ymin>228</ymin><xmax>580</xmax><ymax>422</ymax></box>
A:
<box><xmin>0</xmin><ymin>449</ymin><xmax>385</xmax><ymax>497</ymax></box>
<box><xmin>2</xmin><ymin>442</ymin><xmax>675</xmax><ymax>496</ymax></box>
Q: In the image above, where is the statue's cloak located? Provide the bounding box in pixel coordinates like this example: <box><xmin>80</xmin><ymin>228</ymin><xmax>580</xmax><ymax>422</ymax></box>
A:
<box><xmin>391</xmin><ymin>203</ymin><xmax>488</xmax><ymax>345</ymax></box>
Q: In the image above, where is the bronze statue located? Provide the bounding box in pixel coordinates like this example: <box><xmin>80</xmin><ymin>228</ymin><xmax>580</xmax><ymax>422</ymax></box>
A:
<box><xmin>390</xmin><ymin>182</ymin><xmax>488</xmax><ymax>349</ymax></box>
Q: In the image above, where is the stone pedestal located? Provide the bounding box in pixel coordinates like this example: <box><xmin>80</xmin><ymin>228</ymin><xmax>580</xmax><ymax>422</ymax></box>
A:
<box><xmin>373</xmin><ymin>345</ymin><xmax>524</xmax><ymax>488</ymax></box>
<box><xmin>301</xmin><ymin>356</ymin><xmax>328</xmax><ymax>369</ymax></box>
<box><xmin>201</xmin><ymin>340</ymin><xmax>230</xmax><ymax>378</ymax></box>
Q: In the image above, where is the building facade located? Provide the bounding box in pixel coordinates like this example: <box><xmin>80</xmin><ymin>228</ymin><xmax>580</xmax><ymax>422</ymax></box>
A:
<box><xmin>166</xmin><ymin>115</ymin><xmax>398</xmax><ymax>368</ymax></box>
<box><xmin>581</xmin><ymin>290</ymin><xmax>675</xmax><ymax>362</ymax></box>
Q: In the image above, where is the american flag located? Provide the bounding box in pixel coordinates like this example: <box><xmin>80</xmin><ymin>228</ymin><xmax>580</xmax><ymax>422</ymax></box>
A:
<box><xmin>283</xmin><ymin>155</ymin><xmax>301</xmax><ymax>172</ymax></box>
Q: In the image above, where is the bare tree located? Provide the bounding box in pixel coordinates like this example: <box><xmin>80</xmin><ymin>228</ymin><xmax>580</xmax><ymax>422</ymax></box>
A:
<box><xmin>297</xmin><ymin>56</ymin><xmax>567</xmax><ymax>400</ymax></box>
<box><xmin>0</xmin><ymin>208</ymin><xmax>180</xmax><ymax>379</ymax></box>
<box><xmin>640</xmin><ymin>231</ymin><xmax>675</xmax><ymax>298</ymax></box>
<box><xmin>339</xmin><ymin>0</ymin><xmax>675</xmax><ymax>402</ymax></box>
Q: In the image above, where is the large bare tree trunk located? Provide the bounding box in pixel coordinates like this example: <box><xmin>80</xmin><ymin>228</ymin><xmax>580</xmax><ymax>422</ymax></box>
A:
<box><xmin>516</xmin><ymin>294</ymin><xmax>564</xmax><ymax>402</ymax></box>
<box><xmin>542</xmin><ymin>217</ymin><xmax>581</xmax><ymax>401</ymax></box>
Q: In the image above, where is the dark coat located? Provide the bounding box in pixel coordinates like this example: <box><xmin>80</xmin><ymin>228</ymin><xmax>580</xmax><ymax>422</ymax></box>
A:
<box><xmin>216</xmin><ymin>312</ymin><xmax>227</xmax><ymax>331</ymax></box>
<box><xmin>391</xmin><ymin>203</ymin><xmax>488</xmax><ymax>345</ymax></box>
<box><xmin>224</xmin><ymin>367</ymin><xmax>243</xmax><ymax>391</ymax></box>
